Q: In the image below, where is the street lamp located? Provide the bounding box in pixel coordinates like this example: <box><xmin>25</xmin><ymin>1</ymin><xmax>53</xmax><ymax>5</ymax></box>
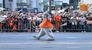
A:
<box><xmin>3</xmin><ymin>0</ymin><xmax>5</xmax><ymax>8</ymax></box>
<box><xmin>48</xmin><ymin>0</ymin><xmax>54</xmax><ymax>14</ymax></box>
<box><xmin>49</xmin><ymin>0</ymin><xmax>51</xmax><ymax>14</ymax></box>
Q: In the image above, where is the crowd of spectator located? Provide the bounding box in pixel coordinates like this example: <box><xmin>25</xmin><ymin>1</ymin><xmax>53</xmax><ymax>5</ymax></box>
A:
<box><xmin>0</xmin><ymin>10</ymin><xmax>92</xmax><ymax>32</ymax></box>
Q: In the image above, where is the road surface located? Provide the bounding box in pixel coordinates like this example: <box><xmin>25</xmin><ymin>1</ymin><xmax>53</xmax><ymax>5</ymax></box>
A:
<box><xmin>0</xmin><ymin>32</ymin><xmax>92</xmax><ymax>50</ymax></box>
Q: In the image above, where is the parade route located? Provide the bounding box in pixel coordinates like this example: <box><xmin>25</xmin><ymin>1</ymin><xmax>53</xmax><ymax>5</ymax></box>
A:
<box><xmin>0</xmin><ymin>32</ymin><xmax>92</xmax><ymax>50</ymax></box>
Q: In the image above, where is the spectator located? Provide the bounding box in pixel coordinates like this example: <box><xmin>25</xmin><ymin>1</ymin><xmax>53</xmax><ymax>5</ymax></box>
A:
<box><xmin>54</xmin><ymin>13</ymin><xmax>62</xmax><ymax>32</ymax></box>
<box><xmin>86</xmin><ymin>13</ymin><xmax>92</xmax><ymax>32</ymax></box>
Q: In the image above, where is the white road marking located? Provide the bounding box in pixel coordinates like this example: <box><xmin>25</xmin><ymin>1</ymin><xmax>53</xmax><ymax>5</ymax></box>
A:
<box><xmin>62</xmin><ymin>37</ymin><xmax>80</xmax><ymax>38</ymax></box>
<box><xmin>0</xmin><ymin>42</ymin><xmax>92</xmax><ymax>45</ymax></box>
<box><xmin>66</xmin><ymin>46</ymin><xmax>91</xmax><ymax>48</ymax></box>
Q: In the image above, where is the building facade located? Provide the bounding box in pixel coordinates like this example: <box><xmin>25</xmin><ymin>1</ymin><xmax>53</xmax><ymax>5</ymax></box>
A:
<box><xmin>2</xmin><ymin>0</ymin><xmax>83</xmax><ymax>11</ymax></box>
<box><xmin>3</xmin><ymin>0</ymin><xmax>31</xmax><ymax>11</ymax></box>
<box><xmin>2</xmin><ymin>0</ymin><xmax>70</xmax><ymax>11</ymax></box>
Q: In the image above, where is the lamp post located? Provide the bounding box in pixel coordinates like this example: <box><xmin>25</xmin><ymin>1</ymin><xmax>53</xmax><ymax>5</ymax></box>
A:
<box><xmin>3</xmin><ymin>0</ymin><xmax>5</xmax><ymax>8</ymax></box>
<box><xmin>49</xmin><ymin>0</ymin><xmax>52</xmax><ymax>14</ymax></box>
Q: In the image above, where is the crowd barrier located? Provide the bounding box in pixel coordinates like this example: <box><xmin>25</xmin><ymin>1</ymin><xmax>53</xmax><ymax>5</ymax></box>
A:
<box><xmin>0</xmin><ymin>21</ymin><xmax>92</xmax><ymax>32</ymax></box>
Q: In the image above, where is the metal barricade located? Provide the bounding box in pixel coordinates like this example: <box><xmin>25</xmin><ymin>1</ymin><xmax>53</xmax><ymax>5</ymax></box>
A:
<box><xmin>0</xmin><ymin>18</ymin><xmax>41</xmax><ymax>32</ymax></box>
<box><xmin>0</xmin><ymin>18</ymin><xmax>92</xmax><ymax>32</ymax></box>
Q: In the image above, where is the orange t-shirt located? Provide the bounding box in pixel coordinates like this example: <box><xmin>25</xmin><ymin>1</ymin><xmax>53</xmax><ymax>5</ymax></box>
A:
<box><xmin>39</xmin><ymin>18</ymin><xmax>53</xmax><ymax>28</ymax></box>
<box><xmin>54</xmin><ymin>15</ymin><xmax>61</xmax><ymax>22</ymax></box>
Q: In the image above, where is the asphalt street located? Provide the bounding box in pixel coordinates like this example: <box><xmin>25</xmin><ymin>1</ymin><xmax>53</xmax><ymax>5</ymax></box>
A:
<box><xmin>0</xmin><ymin>32</ymin><xmax>92</xmax><ymax>50</ymax></box>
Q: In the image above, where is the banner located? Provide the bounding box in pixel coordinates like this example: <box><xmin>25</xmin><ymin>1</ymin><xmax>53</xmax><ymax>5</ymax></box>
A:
<box><xmin>80</xmin><ymin>3</ymin><xmax>89</xmax><ymax>12</ymax></box>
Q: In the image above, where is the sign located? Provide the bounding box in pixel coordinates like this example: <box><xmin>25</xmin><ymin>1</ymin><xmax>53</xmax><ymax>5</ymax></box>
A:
<box><xmin>80</xmin><ymin>3</ymin><xmax>88</xmax><ymax>12</ymax></box>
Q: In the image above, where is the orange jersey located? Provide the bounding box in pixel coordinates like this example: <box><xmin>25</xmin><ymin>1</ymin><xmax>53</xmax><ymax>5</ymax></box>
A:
<box><xmin>54</xmin><ymin>15</ymin><xmax>61</xmax><ymax>22</ymax></box>
<box><xmin>39</xmin><ymin>18</ymin><xmax>53</xmax><ymax>28</ymax></box>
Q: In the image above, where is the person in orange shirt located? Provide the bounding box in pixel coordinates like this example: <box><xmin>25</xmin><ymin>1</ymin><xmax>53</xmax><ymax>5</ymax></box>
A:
<box><xmin>54</xmin><ymin>14</ymin><xmax>62</xmax><ymax>32</ymax></box>
<box><xmin>33</xmin><ymin>13</ymin><xmax>55</xmax><ymax>41</ymax></box>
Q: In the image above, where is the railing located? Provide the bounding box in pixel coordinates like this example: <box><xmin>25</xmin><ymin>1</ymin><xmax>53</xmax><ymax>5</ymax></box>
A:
<box><xmin>0</xmin><ymin>18</ymin><xmax>92</xmax><ymax>32</ymax></box>
<box><xmin>61</xmin><ymin>24</ymin><xmax>92</xmax><ymax>32</ymax></box>
<box><xmin>0</xmin><ymin>21</ymin><xmax>92</xmax><ymax>32</ymax></box>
